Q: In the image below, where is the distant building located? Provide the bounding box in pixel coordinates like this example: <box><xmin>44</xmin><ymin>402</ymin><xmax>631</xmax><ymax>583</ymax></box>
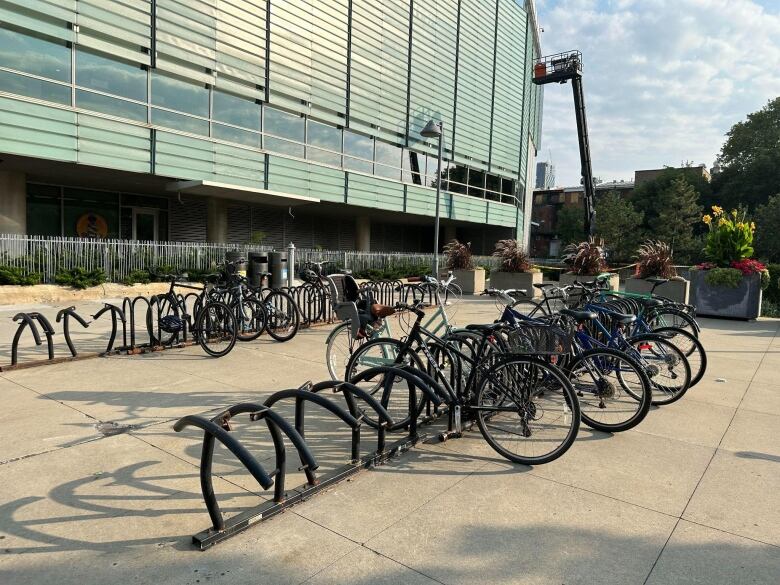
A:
<box><xmin>536</xmin><ymin>161</ymin><xmax>556</xmax><ymax>189</ymax></box>
<box><xmin>634</xmin><ymin>165</ymin><xmax>710</xmax><ymax>187</ymax></box>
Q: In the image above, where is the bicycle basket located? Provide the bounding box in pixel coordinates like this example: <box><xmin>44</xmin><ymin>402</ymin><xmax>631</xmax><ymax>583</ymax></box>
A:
<box><xmin>506</xmin><ymin>322</ymin><xmax>573</xmax><ymax>355</ymax></box>
<box><xmin>159</xmin><ymin>315</ymin><xmax>184</xmax><ymax>334</ymax></box>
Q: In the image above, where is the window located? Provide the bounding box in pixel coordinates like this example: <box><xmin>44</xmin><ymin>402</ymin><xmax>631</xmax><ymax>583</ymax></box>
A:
<box><xmin>0</xmin><ymin>70</ymin><xmax>70</xmax><ymax>104</ymax></box>
<box><xmin>264</xmin><ymin>107</ymin><xmax>304</xmax><ymax>157</ymax></box>
<box><xmin>485</xmin><ymin>174</ymin><xmax>501</xmax><ymax>201</ymax></box>
<box><xmin>468</xmin><ymin>168</ymin><xmax>485</xmax><ymax>198</ymax></box>
<box><xmin>0</xmin><ymin>27</ymin><xmax>70</xmax><ymax>82</ymax></box>
<box><xmin>151</xmin><ymin>108</ymin><xmax>209</xmax><ymax>136</ymax></box>
<box><xmin>307</xmin><ymin>120</ymin><xmax>341</xmax><ymax>166</ymax></box>
<box><xmin>26</xmin><ymin>184</ymin><xmax>62</xmax><ymax>236</ymax></box>
<box><xmin>344</xmin><ymin>131</ymin><xmax>373</xmax><ymax>174</ymax></box>
<box><xmin>76</xmin><ymin>90</ymin><xmax>147</xmax><ymax>121</ymax></box>
<box><xmin>448</xmin><ymin>164</ymin><xmax>468</xmax><ymax>195</ymax></box>
<box><xmin>374</xmin><ymin>140</ymin><xmax>401</xmax><ymax>180</ymax></box>
<box><xmin>76</xmin><ymin>49</ymin><xmax>146</xmax><ymax>101</ymax></box>
<box><xmin>212</xmin><ymin>91</ymin><xmax>261</xmax><ymax>146</ymax></box>
<box><xmin>151</xmin><ymin>72</ymin><xmax>208</xmax><ymax>117</ymax></box>
<box><xmin>404</xmin><ymin>150</ymin><xmax>424</xmax><ymax>185</ymax></box>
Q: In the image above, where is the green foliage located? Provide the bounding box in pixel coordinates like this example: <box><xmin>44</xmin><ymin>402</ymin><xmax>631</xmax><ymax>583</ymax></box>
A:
<box><xmin>594</xmin><ymin>191</ymin><xmax>644</xmax><ymax>262</ymax></box>
<box><xmin>0</xmin><ymin>265</ymin><xmax>42</xmax><ymax>286</ymax></box>
<box><xmin>478</xmin><ymin>264</ymin><xmax>492</xmax><ymax>280</ymax></box>
<box><xmin>563</xmin><ymin>239</ymin><xmax>607</xmax><ymax>276</ymax></box>
<box><xmin>635</xmin><ymin>240</ymin><xmax>677</xmax><ymax>279</ymax></box>
<box><xmin>352</xmin><ymin>262</ymin><xmax>431</xmax><ymax>281</ymax></box>
<box><xmin>555</xmin><ymin>205</ymin><xmax>585</xmax><ymax>248</ymax></box>
<box><xmin>713</xmin><ymin>97</ymin><xmax>780</xmax><ymax>211</ymax></box>
<box><xmin>54</xmin><ymin>267</ymin><xmax>107</xmax><ymax>289</ymax></box>
<box><xmin>764</xmin><ymin>264</ymin><xmax>780</xmax><ymax>304</ymax></box>
<box><xmin>754</xmin><ymin>194</ymin><xmax>780</xmax><ymax>263</ymax></box>
<box><xmin>703</xmin><ymin>267</ymin><xmax>743</xmax><ymax>288</ymax></box>
<box><xmin>702</xmin><ymin>206</ymin><xmax>754</xmax><ymax>265</ymax></box>
<box><xmin>250</xmin><ymin>230</ymin><xmax>268</xmax><ymax>245</ymax></box>
<box><xmin>492</xmin><ymin>239</ymin><xmax>531</xmax><ymax>273</ymax></box>
<box><xmin>443</xmin><ymin>239</ymin><xmax>474</xmax><ymax>270</ymax></box>
<box><xmin>120</xmin><ymin>269</ymin><xmax>152</xmax><ymax>285</ymax></box>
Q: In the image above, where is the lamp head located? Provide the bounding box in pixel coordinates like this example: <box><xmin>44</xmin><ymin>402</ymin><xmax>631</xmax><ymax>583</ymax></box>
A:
<box><xmin>420</xmin><ymin>119</ymin><xmax>442</xmax><ymax>138</ymax></box>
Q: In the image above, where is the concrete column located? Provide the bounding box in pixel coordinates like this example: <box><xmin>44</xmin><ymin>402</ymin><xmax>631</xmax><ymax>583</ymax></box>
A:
<box><xmin>443</xmin><ymin>224</ymin><xmax>457</xmax><ymax>245</ymax></box>
<box><xmin>206</xmin><ymin>197</ymin><xmax>228</xmax><ymax>243</ymax></box>
<box><xmin>0</xmin><ymin>171</ymin><xmax>26</xmax><ymax>234</ymax></box>
<box><xmin>356</xmin><ymin>215</ymin><xmax>370</xmax><ymax>251</ymax></box>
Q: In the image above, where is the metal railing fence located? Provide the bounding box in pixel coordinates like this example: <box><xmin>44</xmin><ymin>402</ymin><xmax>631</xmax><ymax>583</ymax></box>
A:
<box><xmin>0</xmin><ymin>234</ymin><xmax>500</xmax><ymax>283</ymax></box>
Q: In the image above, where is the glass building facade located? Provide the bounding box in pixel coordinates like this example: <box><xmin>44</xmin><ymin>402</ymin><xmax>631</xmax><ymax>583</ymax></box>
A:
<box><xmin>0</xmin><ymin>0</ymin><xmax>543</xmax><ymax>252</ymax></box>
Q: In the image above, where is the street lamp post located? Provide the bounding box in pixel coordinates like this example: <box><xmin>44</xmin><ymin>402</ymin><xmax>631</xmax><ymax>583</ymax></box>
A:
<box><xmin>421</xmin><ymin>119</ymin><xmax>443</xmax><ymax>278</ymax></box>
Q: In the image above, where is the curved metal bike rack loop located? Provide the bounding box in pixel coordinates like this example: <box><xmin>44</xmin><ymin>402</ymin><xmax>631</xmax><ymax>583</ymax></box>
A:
<box><xmin>10</xmin><ymin>312</ymin><xmax>55</xmax><ymax>366</ymax></box>
<box><xmin>92</xmin><ymin>304</ymin><xmax>127</xmax><ymax>354</ymax></box>
<box><xmin>56</xmin><ymin>307</ymin><xmax>90</xmax><ymax>357</ymax></box>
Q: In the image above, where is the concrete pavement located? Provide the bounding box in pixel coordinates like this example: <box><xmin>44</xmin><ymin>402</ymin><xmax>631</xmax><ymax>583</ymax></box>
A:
<box><xmin>0</xmin><ymin>298</ymin><xmax>777</xmax><ymax>584</ymax></box>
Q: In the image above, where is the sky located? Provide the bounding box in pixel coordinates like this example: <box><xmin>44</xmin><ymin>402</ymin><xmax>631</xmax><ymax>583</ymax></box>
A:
<box><xmin>534</xmin><ymin>0</ymin><xmax>780</xmax><ymax>186</ymax></box>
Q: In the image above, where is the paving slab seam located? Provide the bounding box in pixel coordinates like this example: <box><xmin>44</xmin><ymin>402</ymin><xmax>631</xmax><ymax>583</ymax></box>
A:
<box><xmin>641</xmin><ymin>322</ymin><xmax>779</xmax><ymax>585</ymax></box>
<box><xmin>0</xmin><ymin>374</ymin><xmax>101</xmax><ymax>423</ymax></box>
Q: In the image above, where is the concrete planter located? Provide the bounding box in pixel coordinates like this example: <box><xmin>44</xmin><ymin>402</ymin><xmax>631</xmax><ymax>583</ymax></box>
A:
<box><xmin>489</xmin><ymin>271</ymin><xmax>543</xmax><ymax>296</ymax></box>
<box><xmin>625</xmin><ymin>277</ymin><xmax>690</xmax><ymax>304</ymax></box>
<box><xmin>690</xmin><ymin>270</ymin><xmax>762</xmax><ymax>320</ymax></box>
<box><xmin>453</xmin><ymin>268</ymin><xmax>485</xmax><ymax>295</ymax></box>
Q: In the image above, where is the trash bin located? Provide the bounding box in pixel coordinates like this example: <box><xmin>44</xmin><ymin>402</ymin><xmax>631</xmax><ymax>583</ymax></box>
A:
<box><xmin>248</xmin><ymin>252</ymin><xmax>269</xmax><ymax>287</ymax></box>
<box><xmin>268</xmin><ymin>251</ymin><xmax>288</xmax><ymax>289</ymax></box>
<box><xmin>225</xmin><ymin>250</ymin><xmax>248</xmax><ymax>277</ymax></box>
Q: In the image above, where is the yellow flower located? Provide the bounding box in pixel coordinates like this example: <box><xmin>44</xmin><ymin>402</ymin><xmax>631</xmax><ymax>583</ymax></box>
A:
<box><xmin>731</xmin><ymin>209</ymin><xmax>738</xmax><ymax>217</ymax></box>
<box><xmin>751</xmin><ymin>222</ymin><xmax>756</xmax><ymax>231</ymax></box>
<box><xmin>712</xmin><ymin>205</ymin><xmax>723</xmax><ymax>215</ymax></box>
<box><xmin>718</xmin><ymin>217</ymin><xmax>728</xmax><ymax>227</ymax></box>
<box><xmin>702</xmin><ymin>214</ymin><xmax>712</xmax><ymax>224</ymax></box>
<box><xmin>737</xmin><ymin>222</ymin><xmax>744</xmax><ymax>229</ymax></box>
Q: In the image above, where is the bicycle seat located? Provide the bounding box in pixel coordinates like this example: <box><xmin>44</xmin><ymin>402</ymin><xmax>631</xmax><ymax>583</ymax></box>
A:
<box><xmin>646</xmin><ymin>277</ymin><xmax>669</xmax><ymax>285</ymax></box>
<box><xmin>503</xmin><ymin>288</ymin><xmax>528</xmax><ymax>297</ymax></box>
<box><xmin>607</xmin><ymin>312</ymin><xmax>637</xmax><ymax>324</ymax></box>
<box><xmin>560</xmin><ymin>309</ymin><xmax>597</xmax><ymax>322</ymax></box>
<box><xmin>371</xmin><ymin>304</ymin><xmax>396</xmax><ymax>319</ymax></box>
<box><xmin>533</xmin><ymin>283</ymin><xmax>554</xmax><ymax>289</ymax></box>
<box><xmin>465</xmin><ymin>322</ymin><xmax>509</xmax><ymax>333</ymax></box>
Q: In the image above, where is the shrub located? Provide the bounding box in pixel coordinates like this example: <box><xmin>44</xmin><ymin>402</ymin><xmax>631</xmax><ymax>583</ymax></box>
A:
<box><xmin>703</xmin><ymin>267</ymin><xmax>743</xmax><ymax>288</ymax></box>
<box><xmin>443</xmin><ymin>239</ymin><xmax>474</xmax><ymax>270</ymax></box>
<box><xmin>635</xmin><ymin>240</ymin><xmax>677</xmax><ymax>279</ymax></box>
<box><xmin>120</xmin><ymin>269</ymin><xmax>152</xmax><ymax>285</ymax></box>
<box><xmin>563</xmin><ymin>239</ymin><xmax>607</xmax><ymax>276</ymax></box>
<box><xmin>702</xmin><ymin>205</ymin><xmax>754</xmax><ymax>265</ymax></box>
<box><xmin>0</xmin><ymin>265</ymin><xmax>42</xmax><ymax>286</ymax></box>
<box><xmin>54</xmin><ymin>267</ymin><xmax>106</xmax><ymax>289</ymax></box>
<box><xmin>492</xmin><ymin>239</ymin><xmax>532</xmax><ymax>273</ymax></box>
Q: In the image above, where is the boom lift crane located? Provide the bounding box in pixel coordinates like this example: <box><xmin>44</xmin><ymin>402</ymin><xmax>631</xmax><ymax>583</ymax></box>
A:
<box><xmin>532</xmin><ymin>51</ymin><xmax>595</xmax><ymax>237</ymax></box>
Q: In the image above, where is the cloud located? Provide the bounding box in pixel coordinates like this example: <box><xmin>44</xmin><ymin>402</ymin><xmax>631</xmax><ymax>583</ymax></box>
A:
<box><xmin>536</xmin><ymin>0</ymin><xmax>780</xmax><ymax>186</ymax></box>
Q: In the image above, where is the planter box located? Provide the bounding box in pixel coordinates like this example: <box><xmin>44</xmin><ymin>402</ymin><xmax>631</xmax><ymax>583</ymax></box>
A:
<box><xmin>489</xmin><ymin>271</ymin><xmax>543</xmax><ymax>297</ymax></box>
<box><xmin>625</xmin><ymin>277</ymin><xmax>690</xmax><ymax>304</ymax></box>
<box><xmin>690</xmin><ymin>270</ymin><xmax>762</xmax><ymax>320</ymax></box>
<box><xmin>453</xmin><ymin>268</ymin><xmax>485</xmax><ymax>295</ymax></box>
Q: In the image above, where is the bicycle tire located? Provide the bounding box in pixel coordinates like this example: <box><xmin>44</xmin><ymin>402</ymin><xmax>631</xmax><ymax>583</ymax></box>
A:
<box><xmin>194</xmin><ymin>301</ymin><xmax>237</xmax><ymax>357</ymax></box>
<box><xmin>146</xmin><ymin>293</ymin><xmax>180</xmax><ymax>346</ymax></box>
<box><xmin>647</xmin><ymin>308</ymin><xmax>699</xmax><ymax>338</ymax></box>
<box><xmin>565</xmin><ymin>348</ymin><xmax>652</xmax><ymax>433</ymax></box>
<box><xmin>509</xmin><ymin>298</ymin><xmax>549</xmax><ymax>318</ymax></box>
<box><xmin>233</xmin><ymin>297</ymin><xmax>267</xmax><ymax>342</ymax></box>
<box><xmin>264</xmin><ymin>290</ymin><xmax>300</xmax><ymax>342</ymax></box>
<box><xmin>475</xmin><ymin>356</ymin><xmax>580</xmax><ymax>465</ymax></box>
<box><xmin>627</xmin><ymin>333</ymin><xmax>691</xmax><ymax>405</ymax></box>
<box><xmin>326</xmin><ymin>321</ymin><xmax>372</xmax><ymax>380</ymax></box>
<box><xmin>653</xmin><ymin>327</ymin><xmax>707</xmax><ymax>388</ymax></box>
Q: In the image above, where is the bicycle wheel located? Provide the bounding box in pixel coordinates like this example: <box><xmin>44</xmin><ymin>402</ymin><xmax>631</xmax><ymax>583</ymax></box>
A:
<box><xmin>146</xmin><ymin>293</ymin><xmax>180</xmax><ymax>346</ymax></box>
<box><xmin>194</xmin><ymin>301</ymin><xmax>237</xmax><ymax>357</ymax></box>
<box><xmin>565</xmin><ymin>348</ymin><xmax>652</xmax><ymax>433</ymax></box>
<box><xmin>264</xmin><ymin>290</ymin><xmax>300</xmax><ymax>342</ymax></box>
<box><xmin>345</xmin><ymin>338</ymin><xmax>426</xmax><ymax>430</ymax></box>
<box><xmin>233</xmin><ymin>298</ymin><xmax>267</xmax><ymax>342</ymax></box>
<box><xmin>647</xmin><ymin>308</ymin><xmax>699</xmax><ymax>338</ymax></box>
<box><xmin>326</xmin><ymin>321</ymin><xmax>371</xmax><ymax>380</ymax></box>
<box><xmin>627</xmin><ymin>333</ymin><xmax>691</xmax><ymax>405</ymax></box>
<box><xmin>509</xmin><ymin>298</ymin><xmax>549</xmax><ymax>317</ymax></box>
<box><xmin>653</xmin><ymin>327</ymin><xmax>707</xmax><ymax>388</ymax></box>
<box><xmin>475</xmin><ymin>356</ymin><xmax>580</xmax><ymax>465</ymax></box>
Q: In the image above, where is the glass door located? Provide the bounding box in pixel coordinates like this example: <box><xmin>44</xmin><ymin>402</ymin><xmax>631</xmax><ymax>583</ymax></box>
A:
<box><xmin>132</xmin><ymin>208</ymin><xmax>158</xmax><ymax>241</ymax></box>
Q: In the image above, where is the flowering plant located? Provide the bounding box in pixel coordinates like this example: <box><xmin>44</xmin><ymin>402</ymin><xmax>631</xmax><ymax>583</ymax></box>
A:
<box><xmin>702</xmin><ymin>205</ymin><xmax>755</xmax><ymax>266</ymax></box>
<box><xmin>730</xmin><ymin>259</ymin><xmax>770</xmax><ymax>289</ymax></box>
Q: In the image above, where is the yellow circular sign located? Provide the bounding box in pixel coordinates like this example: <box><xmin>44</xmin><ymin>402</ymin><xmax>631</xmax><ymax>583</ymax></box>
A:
<box><xmin>76</xmin><ymin>213</ymin><xmax>109</xmax><ymax>239</ymax></box>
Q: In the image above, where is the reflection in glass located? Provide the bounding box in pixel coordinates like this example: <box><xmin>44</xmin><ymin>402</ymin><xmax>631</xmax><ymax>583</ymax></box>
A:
<box><xmin>374</xmin><ymin>140</ymin><xmax>401</xmax><ymax>180</ymax></box>
<box><xmin>0</xmin><ymin>27</ymin><xmax>70</xmax><ymax>81</ymax></box>
<box><xmin>152</xmin><ymin>72</ymin><xmax>208</xmax><ymax>117</ymax></box>
<box><xmin>76</xmin><ymin>49</ymin><xmax>146</xmax><ymax>101</ymax></box>
<box><xmin>213</xmin><ymin>90</ymin><xmax>260</xmax><ymax>129</ymax></box>
<box><xmin>307</xmin><ymin>120</ymin><xmax>341</xmax><ymax>166</ymax></box>
<box><xmin>447</xmin><ymin>164</ymin><xmax>468</xmax><ymax>194</ymax></box>
<box><xmin>264</xmin><ymin>107</ymin><xmax>304</xmax><ymax>157</ymax></box>
<box><xmin>344</xmin><ymin>131</ymin><xmax>373</xmax><ymax>174</ymax></box>
<box><xmin>468</xmin><ymin>168</ymin><xmax>486</xmax><ymax>198</ymax></box>
<box><xmin>405</xmin><ymin>150</ymin><xmax>423</xmax><ymax>185</ymax></box>
<box><xmin>77</xmin><ymin>90</ymin><xmax>147</xmax><ymax>121</ymax></box>
<box><xmin>0</xmin><ymin>70</ymin><xmax>70</xmax><ymax>104</ymax></box>
<box><xmin>213</xmin><ymin>123</ymin><xmax>261</xmax><ymax>147</ymax></box>
<box><xmin>485</xmin><ymin>174</ymin><xmax>502</xmax><ymax>201</ymax></box>
<box><xmin>152</xmin><ymin>108</ymin><xmax>209</xmax><ymax>136</ymax></box>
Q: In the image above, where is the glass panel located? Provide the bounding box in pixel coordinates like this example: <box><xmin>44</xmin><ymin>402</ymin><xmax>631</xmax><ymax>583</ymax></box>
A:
<box><xmin>62</xmin><ymin>188</ymin><xmax>119</xmax><ymax>239</ymax></box>
<box><xmin>135</xmin><ymin>212</ymin><xmax>156</xmax><ymax>240</ymax></box>
<box><xmin>501</xmin><ymin>178</ymin><xmax>514</xmax><ymax>195</ymax></box>
<box><xmin>374</xmin><ymin>140</ymin><xmax>401</xmax><ymax>180</ymax></box>
<box><xmin>27</xmin><ymin>186</ymin><xmax>61</xmax><ymax>236</ymax></box>
<box><xmin>344</xmin><ymin>131</ymin><xmax>373</xmax><ymax>174</ymax></box>
<box><xmin>152</xmin><ymin>108</ymin><xmax>209</xmax><ymax>135</ymax></box>
<box><xmin>426</xmin><ymin>156</ymin><xmax>446</xmax><ymax>188</ymax></box>
<box><xmin>468</xmin><ymin>168</ymin><xmax>485</xmax><ymax>198</ymax></box>
<box><xmin>76</xmin><ymin>90</ymin><xmax>147</xmax><ymax>121</ymax></box>
<box><xmin>307</xmin><ymin>120</ymin><xmax>341</xmax><ymax>166</ymax></box>
<box><xmin>0</xmin><ymin>70</ymin><xmax>70</xmax><ymax>104</ymax></box>
<box><xmin>485</xmin><ymin>174</ymin><xmax>501</xmax><ymax>201</ymax></box>
<box><xmin>122</xmin><ymin>194</ymin><xmax>168</xmax><ymax>210</ymax></box>
<box><xmin>404</xmin><ymin>150</ymin><xmax>424</xmax><ymax>185</ymax></box>
<box><xmin>213</xmin><ymin>123</ymin><xmax>261</xmax><ymax>147</ymax></box>
<box><xmin>213</xmin><ymin>90</ymin><xmax>260</xmax><ymax>129</ymax></box>
<box><xmin>264</xmin><ymin>107</ymin><xmax>304</xmax><ymax>157</ymax></box>
<box><xmin>448</xmin><ymin>164</ymin><xmax>468</xmax><ymax>195</ymax></box>
<box><xmin>151</xmin><ymin>72</ymin><xmax>209</xmax><ymax>117</ymax></box>
<box><xmin>158</xmin><ymin>211</ymin><xmax>168</xmax><ymax>241</ymax></box>
<box><xmin>76</xmin><ymin>49</ymin><xmax>146</xmax><ymax>101</ymax></box>
<box><xmin>0</xmin><ymin>26</ymin><xmax>70</xmax><ymax>81</ymax></box>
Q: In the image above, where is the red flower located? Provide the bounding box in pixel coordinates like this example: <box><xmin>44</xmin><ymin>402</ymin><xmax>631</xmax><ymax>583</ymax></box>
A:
<box><xmin>730</xmin><ymin>259</ymin><xmax>766</xmax><ymax>275</ymax></box>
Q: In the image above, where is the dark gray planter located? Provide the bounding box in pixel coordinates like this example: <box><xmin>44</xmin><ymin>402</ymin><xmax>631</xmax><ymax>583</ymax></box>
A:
<box><xmin>690</xmin><ymin>270</ymin><xmax>762</xmax><ymax>319</ymax></box>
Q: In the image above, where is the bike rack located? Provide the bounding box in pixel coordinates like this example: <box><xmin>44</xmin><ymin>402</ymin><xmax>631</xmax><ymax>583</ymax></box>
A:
<box><xmin>10</xmin><ymin>312</ymin><xmax>55</xmax><ymax>366</ymax></box>
<box><xmin>92</xmin><ymin>304</ymin><xmax>127</xmax><ymax>354</ymax></box>
<box><xmin>56</xmin><ymin>306</ymin><xmax>91</xmax><ymax>357</ymax></box>
<box><xmin>175</xmin><ymin>367</ymin><xmax>446</xmax><ymax>550</ymax></box>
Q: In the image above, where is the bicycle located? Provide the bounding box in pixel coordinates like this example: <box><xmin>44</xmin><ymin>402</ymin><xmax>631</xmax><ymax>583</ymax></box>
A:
<box><xmin>344</xmin><ymin>302</ymin><xmax>581</xmax><ymax>466</ymax></box>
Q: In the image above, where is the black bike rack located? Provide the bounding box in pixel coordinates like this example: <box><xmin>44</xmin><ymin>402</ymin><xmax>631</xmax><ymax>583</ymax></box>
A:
<box><xmin>174</xmin><ymin>367</ymin><xmax>447</xmax><ymax>550</ymax></box>
<box><xmin>10</xmin><ymin>312</ymin><xmax>55</xmax><ymax>366</ymax></box>
<box><xmin>92</xmin><ymin>304</ymin><xmax>127</xmax><ymax>354</ymax></box>
<box><xmin>56</xmin><ymin>306</ymin><xmax>90</xmax><ymax>357</ymax></box>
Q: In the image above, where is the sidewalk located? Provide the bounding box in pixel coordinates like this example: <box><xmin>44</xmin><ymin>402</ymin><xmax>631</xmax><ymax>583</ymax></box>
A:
<box><xmin>0</xmin><ymin>299</ymin><xmax>777</xmax><ymax>584</ymax></box>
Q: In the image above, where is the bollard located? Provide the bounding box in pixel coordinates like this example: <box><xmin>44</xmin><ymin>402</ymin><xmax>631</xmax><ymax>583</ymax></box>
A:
<box><xmin>287</xmin><ymin>241</ymin><xmax>295</xmax><ymax>288</ymax></box>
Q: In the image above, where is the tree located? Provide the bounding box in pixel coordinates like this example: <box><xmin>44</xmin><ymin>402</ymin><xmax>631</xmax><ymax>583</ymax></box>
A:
<box><xmin>593</xmin><ymin>191</ymin><xmax>644</xmax><ymax>263</ymax></box>
<box><xmin>632</xmin><ymin>168</ymin><xmax>711</xmax><ymax>228</ymax></box>
<box><xmin>555</xmin><ymin>205</ymin><xmax>584</xmax><ymax>249</ymax></box>
<box><xmin>648</xmin><ymin>176</ymin><xmax>703</xmax><ymax>263</ymax></box>
<box><xmin>754</xmin><ymin>194</ymin><xmax>780</xmax><ymax>262</ymax></box>
<box><xmin>713</xmin><ymin>97</ymin><xmax>780</xmax><ymax>211</ymax></box>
